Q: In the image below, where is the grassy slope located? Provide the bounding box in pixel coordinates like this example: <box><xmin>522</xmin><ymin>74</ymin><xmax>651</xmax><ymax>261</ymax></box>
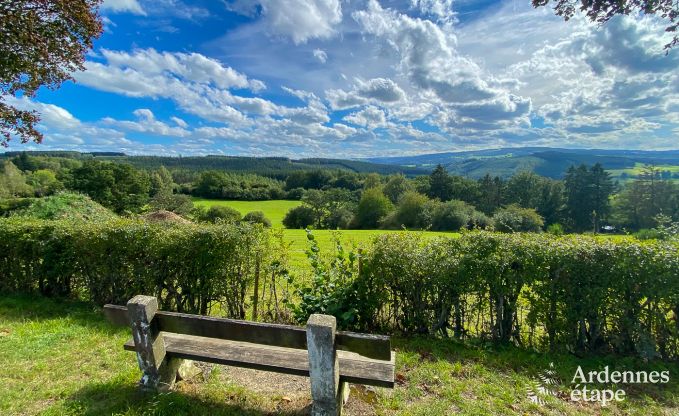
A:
<box><xmin>2</xmin><ymin>294</ymin><xmax>678</xmax><ymax>415</ymax></box>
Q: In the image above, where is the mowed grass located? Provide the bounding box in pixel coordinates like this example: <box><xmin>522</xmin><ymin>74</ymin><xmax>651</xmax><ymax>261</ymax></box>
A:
<box><xmin>192</xmin><ymin>198</ymin><xmax>302</xmax><ymax>227</ymax></box>
<box><xmin>2</xmin><ymin>294</ymin><xmax>679</xmax><ymax>415</ymax></box>
<box><xmin>191</xmin><ymin>199</ymin><xmax>459</xmax><ymax>272</ymax></box>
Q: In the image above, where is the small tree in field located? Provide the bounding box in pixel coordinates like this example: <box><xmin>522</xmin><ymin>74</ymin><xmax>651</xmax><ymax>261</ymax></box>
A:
<box><xmin>0</xmin><ymin>1</ymin><xmax>103</xmax><ymax>146</ymax></box>
<box><xmin>354</xmin><ymin>188</ymin><xmax>393</xmax><ymax>229</ymax></box>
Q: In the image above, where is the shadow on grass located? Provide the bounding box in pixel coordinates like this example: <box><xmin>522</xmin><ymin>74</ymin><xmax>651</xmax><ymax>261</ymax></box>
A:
<box><xmin>393</xmin><ymin>336</ymin><xmax>679</xmax><ymax>409</ymax></box>
<box><xmin>61</xmin><ymin>378</ymin><xmax>310</xmax><ymax>416</ymax></box>
<box><xmin>0</xmin><ymin>292</ymin><xmax>125</xmax><ymax>336</ymax></box>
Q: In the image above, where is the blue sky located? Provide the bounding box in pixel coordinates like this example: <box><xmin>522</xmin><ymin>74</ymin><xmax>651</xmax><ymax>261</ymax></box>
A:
<box><xmin>8</xmin><ymin>0</ymin><xmax>679</xmax><ymax>157</ymax></box>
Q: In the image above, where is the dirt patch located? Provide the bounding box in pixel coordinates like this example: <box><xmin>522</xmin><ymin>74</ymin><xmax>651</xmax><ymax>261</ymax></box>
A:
<box><xmin>142</xmin><ymin>210</ymin><xmax>191</xmax><ymax>224</ymax></box>
<box><xmin>216</xmin><ymin>365</ymin><xmax>379</xmax><ymax>415</ymax></box>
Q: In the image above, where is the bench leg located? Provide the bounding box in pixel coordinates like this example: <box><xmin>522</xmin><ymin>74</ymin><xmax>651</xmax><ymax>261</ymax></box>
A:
<box><xmin>128</xmin><ymin>295</ymin><xmax>177</xmax><ymax>392</ymax></box>
<box><xmin>307</xmin><ymin>314</ymin><xmax>345</xmax><ymax>416</ymax></box>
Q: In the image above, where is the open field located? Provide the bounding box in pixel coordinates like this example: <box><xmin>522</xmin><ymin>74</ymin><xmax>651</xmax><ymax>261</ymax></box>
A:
<box><xmin>192</xmin><ymin>198</ymin><xmax>302</xmax><ymax>227</ymax></box>
<box><xmin>2</xmin><ymin>294</ymin><xmax>678</xmax><ymax>415</ymax></box>
<box><xmin>191</xmin><ymin>199</ymin><xmax>459</xmax><ymax>270</ymax></box>
<box><xmin>608</xmin><ymin>163</ymin><xmax>679</xmax><ymax>183</ymax></box>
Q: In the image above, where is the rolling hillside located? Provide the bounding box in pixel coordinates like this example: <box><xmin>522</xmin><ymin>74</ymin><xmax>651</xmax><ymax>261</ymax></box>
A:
<box><xmin>366</xmin><ymin>147</ymin><xmax>679</xmax><ymax>179</ymax></box>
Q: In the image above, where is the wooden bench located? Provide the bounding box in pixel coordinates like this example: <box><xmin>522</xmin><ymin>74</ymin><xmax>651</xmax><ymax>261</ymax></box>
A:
<box><xmin>104</xmin><ymin>295</ymin><xmax>395</xmax><ymax>416</ymax></box>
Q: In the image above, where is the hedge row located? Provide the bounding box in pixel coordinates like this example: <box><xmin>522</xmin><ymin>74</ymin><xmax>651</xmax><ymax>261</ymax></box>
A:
<box><xmin>0</xmin><ymin>219</ymin><xmax>270</xmax><ymax>317</ymax></box>
<box><xmin>349</xmin><ymin>232</ymin><xmax>679</xmax><ymax>358</ymax></box>
<box><xmin>2</xmin><ymin>218</ymin><xmax>678</xmax><ymax>359</ymax></box>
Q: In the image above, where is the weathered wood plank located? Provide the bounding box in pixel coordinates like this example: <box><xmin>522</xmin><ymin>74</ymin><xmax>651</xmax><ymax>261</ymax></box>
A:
<box><xmin>123</xmin><ymin>333</ymin><xmax>395</xmax><ymax>388</ymax></box>
<box><xmin>105</xmin><ymin>304</ymin><xmax>391</xmax><ymax>360</ymax></box>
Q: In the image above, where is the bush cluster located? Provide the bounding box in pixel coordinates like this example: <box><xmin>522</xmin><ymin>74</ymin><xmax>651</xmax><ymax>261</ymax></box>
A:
<box><xmin>318</xmin><ymin>232</ymin><xmax>679</xmax><ymax>359</ymax></box>
<box><xmin>0</xmin><ymin>219</ymin><xmax>270</xmax><ymax>317</ymax></box>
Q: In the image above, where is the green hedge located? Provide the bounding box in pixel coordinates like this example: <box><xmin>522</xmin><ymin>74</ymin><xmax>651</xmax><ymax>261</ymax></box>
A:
<box><xmin>353</xmin><ymin>232</ymin><xmax>679</xmax><ymax>358</ymax></box>
<box><xmin>0</xmin><ymin>219</ymin><xmax>269</xmax><ymax>317</ymax></box>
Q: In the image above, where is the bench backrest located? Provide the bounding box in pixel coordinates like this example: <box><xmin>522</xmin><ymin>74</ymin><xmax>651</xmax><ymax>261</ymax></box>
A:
<box><xmin>104</xmin><ymin>304</ymin><xmax>391</xmax><ymax>361</ymax></box>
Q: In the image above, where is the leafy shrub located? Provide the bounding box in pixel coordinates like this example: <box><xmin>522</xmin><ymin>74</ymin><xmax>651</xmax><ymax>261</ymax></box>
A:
<box><xmin>290</xmin><ymin>231</ymin><xmax>363</xmax><ymax>329</ymax></box>
<box><xmin>243</xmin><ymin>211</ymin><xmax>272</xmax><ymax>228</ymax></box>
<box><xmin>634</xmin><ymin>228</ymin><xmax>662</xmax><ymax>240</ymax></box>
<box><xmin>429</xmin><ymin>200</ymin><xmax>474</xmax><ymax>231</ymax></box>
<box><xmin>493</xmin><ymin>204</ymin><xmax>544</xmax><ymax>232</ymax></box>
<box><xmin>196</xmin><ymin>205</ymin><xmax>241</xmax><ymax>223</ymax></box>
<box><xmin>149</xmin><ymin>192</ymin><xmax>194</xmax><ymax>216</ymax></box>
<box><xmin>0</xmin><ymin>218</ymin><xmax>270</xmax><ymax>317</ymax></box>
<box><xmin>285</xmin><ymin>187</ymin><xmax>306</xmax><ymax>200</ymax></box>
<box><xmin>393</xmin><ymin>191</ymin><xmax>429</xmax><ymax>229</ymax></box>
<box><xmin>0</xmin><ymin>198</ymin><xmax>33</xmax><ymax>217</ymax></box>
<box><xmin>283</xmin><ymin>205</ymin><xmax>316</xmax><ymax>229</ymax></box>
<box><xmin>325</xmin><ymin>207</ymin><xmax>354</xmax><ymax>230</ymax></box>
<box><xmin>12</xmin><ymin>192</ymin><xmax>117</xmax><ymax>221</ymax></box>
<box><xmin>546</xmin><ymin>223</ymin><xmax>565</xmax><ymax>236</ymax></box>
<box><xmin>347</xmin><ymin>231</ymin><xmax>679</xmax><ymax>358</ymax></box>
<box><xmin>353</xmin><ymin>188</ymin><xmax>393</xmax><ymax>229</ymax></box>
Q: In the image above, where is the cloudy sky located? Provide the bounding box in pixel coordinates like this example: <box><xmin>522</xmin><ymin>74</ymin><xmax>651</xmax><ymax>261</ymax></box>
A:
<box><xmin>9</xmin><ymin>0</ymin><xmax>679</xmax><ymax>156</ymax></box>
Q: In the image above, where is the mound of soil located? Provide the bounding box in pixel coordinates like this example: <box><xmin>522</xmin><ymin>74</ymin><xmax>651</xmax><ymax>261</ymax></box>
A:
<box><xmin>142</xmin><ymin>210</ymin><xmax>191</xmax><ymax>224</ymax></box>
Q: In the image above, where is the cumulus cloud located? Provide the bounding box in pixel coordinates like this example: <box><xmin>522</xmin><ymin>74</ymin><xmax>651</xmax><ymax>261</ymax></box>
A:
<box><xmin>102</xmin><ymin>109</ymin><xmax>191</xmax><ymax>137</ymax></box>
<box><xmin>327</xmin><ymin>78</ymin><xmax>406</xmax><ymax>110</ymax></box>
<box><xmin>410</xmin><ymin>0</ymin><xmax>454</xmax><ymax>22</ymax></box>
<box><xmin>101</xmin><ymin>0</ymin><xmax>146</xmax><ymax>15</ymax></box>
<box><xmin>344</xmin><ymin>106</ymin><xmax>388</xmax><ymax>129</ymax></box>
<box><xmin>229</xmin><ymin>0</ymin><xmax>342</xmax><ymax>44</ymax></box>
<box><xmin>75</xmin><ymin>49</ymin><xmax>273</xmax><ymax>124</ymax></box>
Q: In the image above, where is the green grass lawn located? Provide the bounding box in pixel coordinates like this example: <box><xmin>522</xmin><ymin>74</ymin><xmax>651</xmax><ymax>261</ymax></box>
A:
<box><xmin>191</xmin><ymin>199</ymin><xmax>459</xmax><ymax>272</ymax></box>
<box><xmin>2</xmin><ymin>294</ymin><xmax>678</xmax><ymax>415</ymax></box>
<box><xmin>192</xmin><ymin>198</ymin><xmax>302</xmax><ymax>227</ymax></box>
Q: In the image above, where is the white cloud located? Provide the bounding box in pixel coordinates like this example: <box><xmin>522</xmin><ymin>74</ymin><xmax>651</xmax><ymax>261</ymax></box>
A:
<box><xmin>171</xmin><ymin>116</ymin><xmax>188</xmax><ymax>128</ymax></box>
<box><xmin>229</xmin><ymin>0</ymin><xmax>342</xmax><ymax>44</ymax></box>
<box><xmin>326</xmin><ymin>77</ymin><xmax>406</xmax><ymax>110</ymax></box>
<box><xmin>4</xmin><ymin>96</ymin><xmax>80</xmax><ymax>130</ymax></box>
<box><xmin>411</xmin><ymin>0</ymin><xmax>454</xmax><ymax>22</ymax></box>
<box><xmin>344</xmin><ymin>106</ymin><xmax>388</xmax><ymax>129</ymax></box>
<box><xmin>313</xmin><ymin>49</ymin><xmax>328</xmax><ymax>64</ymax></box>
<box><xmin>102</xmin><ymin>109</ymin><xmax>191</xmax><ymax>137</ymax></box>
<box><xmin>101</xmin><ymin>0</ymin><xmax>146</xmax><ymax>15</ymax></box>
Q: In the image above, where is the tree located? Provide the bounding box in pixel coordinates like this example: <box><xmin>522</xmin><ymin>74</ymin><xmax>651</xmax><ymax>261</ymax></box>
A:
<box><xmin>68</xmin><ymin>160</ymin><xmax>150</xmax><ymax>213</ymax></box>
<box><xmin>149</xmin><ymin>192</ymin><xmax>193</xmax><ymax>216</ymax></box>
<box><xmin>383</xmin><ymin>174</ymin><xmax>412</xmax><ymax>204</ymax></box>
<box><xmin>196</xmin><ymin>205</ymin><xmax>241</xmax><ymax>223</ymax></box>
<box><xmin>243</xmin><ymin>211</ymin><xmax>272</xmax><ymax>228</ymax></box>
<box><xmin>393</xmin><ymin>191</ymin><xmax>429</xmax><ymax>229</ymax></box>
<box><xmin>428</xmin><ymin>164</ymin><xmax>452</xmax><ymax>201</ymax></box>
<box><xmin>283</xmin><ymin>205</ymin><xmax>317</xmax><ymax>229</ymax></box>
<box><xmin>611</xmin><ymin>165</ymin><xmax>678</xmax><ymax>230</ymax></box>
<box><xmin>0</xmin><ymin>161</ymin><xmax>32</xmax><ymax>197</ymax></box>
<box><xmin>1</xmin><ymin>1</ymin><xmax>103</xmax><ymax>146</ymax></box>
<box><xmin>492</xmin><ymin>204</ymin><xmax>544</xmax><ymax>233</ymax></box>
<box><xmin>428</xmin><ymin>199</ymin><xmax>478</xmax><ymax>231</ymax></box>
<box><xmin>27</xmin><ymin>169</ymin><xmax>62</xmax><ymax>196</ymax></box>
<box><xmin>149</xmin><ymin>166</ymin><xmax>174</xmax><ymax>196</ymax></box>
<box><xmin>533</xmin><ymin>0</ymin><xmax>679</xmax><ymax>50</ymax></box>
<box><xmin>363</xmin><ymin>173</ymin><xmax>382</xmax><ymax>190</ymax></box>
<box><xmin>477</xmin><ymin>174</ymin><xmax>505</xmax><ymax>215</ymax></box>
<box><xmin>563</xmin><ymin>164</ymin><xmax>613</xmax><ymax>232</ymax></box>
<box><xmin>353</xmin><ymin>188</ymin><xmax>393</xmax><ymax>229</ymax></box>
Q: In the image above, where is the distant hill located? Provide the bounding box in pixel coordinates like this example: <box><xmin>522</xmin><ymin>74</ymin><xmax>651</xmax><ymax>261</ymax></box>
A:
<box><xmin>366</xmin><ymin>148</ymin><xmax>679</xmax><ymax>180</ymax></box>
<box><xmin>0</xmin><ymin>152</ymin><xmax>427</xmax><ymax>177</ymax></box>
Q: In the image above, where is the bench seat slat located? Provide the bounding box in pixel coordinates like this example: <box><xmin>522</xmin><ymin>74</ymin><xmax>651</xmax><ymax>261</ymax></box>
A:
<box><xmin>105</xmin><ymin>304</ymin><xmax>391</xmax><ymax>361</ymax></box>
<box><xmin>124</xmin><ymin>332</ymin><xmax>395</xmax><ymax>388</ymax></box>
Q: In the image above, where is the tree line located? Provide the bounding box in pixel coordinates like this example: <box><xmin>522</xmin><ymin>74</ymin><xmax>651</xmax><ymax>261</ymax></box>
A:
<box><xmin>1</xmin><ymin>152</ymin><xmax>678</xmax><ymax>234</ymax></box>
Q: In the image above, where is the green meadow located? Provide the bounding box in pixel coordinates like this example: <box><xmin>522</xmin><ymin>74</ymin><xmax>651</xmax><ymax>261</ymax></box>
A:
<box><xmin>191</xmin><ymin>198</ymin><xmax>458</xmax><ymax>271</ymax></box>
